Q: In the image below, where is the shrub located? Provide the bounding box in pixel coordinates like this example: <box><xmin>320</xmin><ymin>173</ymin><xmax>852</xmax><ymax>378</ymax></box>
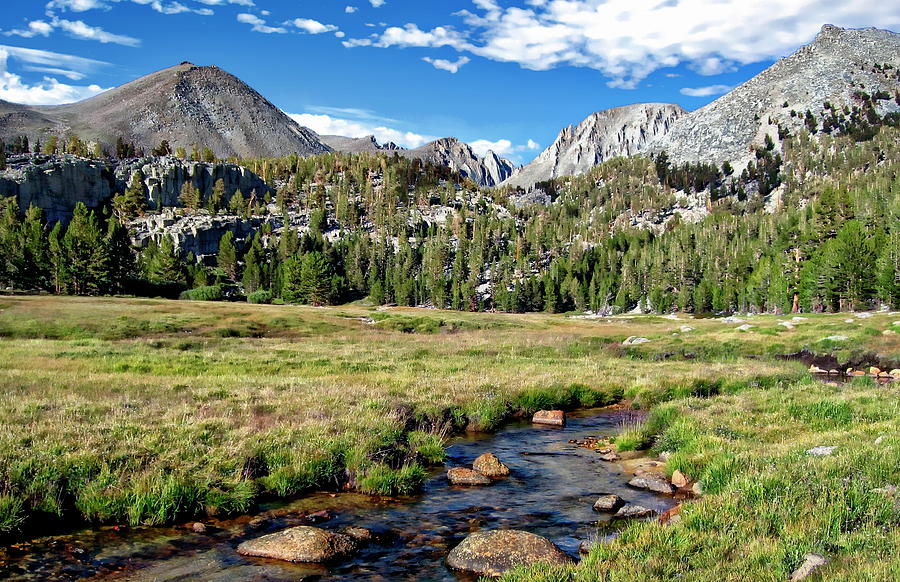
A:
<box><xmin>247</xmin><ymin>290</ymin><xmax>273</xmax><ymax>305</ymax></box>
<box><xmin>179</xmin><ymin>285</ymin><xmax>223</xmax><ymax>302</ymax></box>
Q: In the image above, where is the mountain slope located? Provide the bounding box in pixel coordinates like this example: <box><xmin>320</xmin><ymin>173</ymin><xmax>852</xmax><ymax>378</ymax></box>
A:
<box><xmin>320</xmin><ymin>134</ymin><xmax>403</xmax><ymax>154</ymax></box>
<box><xmin>651</xmin><ymin>25</ymin><xmax>900</xmax><ymax>166</ymax></box>
<box><xmin>397</xmin><ymin>138</ymin><xmax>515</xmax><ymax>187</ymax></box>
<box><xmin>0</xmin><ymin>63</ymin><xmax>331</xmax><ymax>159</ymax></box>
<box><xmin>502</xmin><ymin>103</ymin><xmax>686</xmax><ymax>189</ymax></box>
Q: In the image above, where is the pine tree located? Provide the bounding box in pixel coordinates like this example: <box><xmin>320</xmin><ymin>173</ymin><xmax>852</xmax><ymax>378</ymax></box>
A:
<box><xmin>208</xmin><ymin>178</ymin><xmax>226</xmax><ymax>214</ymax></box>
<box><xmin>217</xmin><ymin>231</ymin><xmax>238</xmax><ymax>281</ymax></box>
<box><xmin>242</xmin><ymin>234</ymin><xmax>264</xmax><ymax>293</ymax></box>
<box><xmin>300</xmin><ymin>252</ymin><xmax>331</xmax><ymax>305</ymax></box>
<box><xmin>113</xmin><ymin>170</ymin><xmax>147</xmax><ymax>221</ymax></box>
<box><xmin>62</xmin><ymin>202</ymin><xmax>108</xmax><ymax>295</ymax></box>
<box><xmin>22</xmin><ymin>204</ymin><xmax>49</xmax><ymax>290</ymax></box>
<box><xmin>228</xmin><ymin>190</ymin><xmax>246</xmax><ymax>216</ymax></box>
<box><xmin>106</xmin><ymin>219</ymin><xmax>135</xmax><ymax>294</ymax></box>
<box><xmin>179</xmin><ymin>181</ymin><xmax>201</xmax><ymax>211</ymax></box>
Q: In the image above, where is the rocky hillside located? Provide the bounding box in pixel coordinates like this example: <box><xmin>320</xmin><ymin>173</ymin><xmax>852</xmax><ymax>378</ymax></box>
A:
<box><xmin>398</xmin><ymin>138</ymin><xmax>515</xmax><ymax>187</ymax></box>
<box><xmin>502</xmin><ymin>104</ymin><xmax>686</xmax><ymax>189</ymax></box>
<box><xmin>0</xmin><ymin>154</ymin><xmax>270</xmax><ymax>222</ymax></box>
<box><xmin>0</xmin><ymin>63</ymin><xmax>331</xmax><ymax>160</ymax></box>
<box><xmin>319</xmin><ymin>135</ymin><xmax>403</xmax><ymax>154</ymax></box>
<box><xmin>651</xmin><ymin>25</ymin><xmax>900</xmax><ymax>166</ymax></box>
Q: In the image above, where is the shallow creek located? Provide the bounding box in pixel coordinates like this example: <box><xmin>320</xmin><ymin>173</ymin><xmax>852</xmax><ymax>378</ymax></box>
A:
<box><xmin>0</xmin><ymin>408</ymin><xmax>677</xmax><ymax>581</ymax></box>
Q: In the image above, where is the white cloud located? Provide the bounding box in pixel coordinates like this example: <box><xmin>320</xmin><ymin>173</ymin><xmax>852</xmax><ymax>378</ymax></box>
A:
<box><xmin>470</xmin><ymin>137</ymin><xmax>540</xmax><ymax>159</ymax></box>
<box><xmin>237</xmin><ymin>13</ymin><xmax>286</xmax><ymax>34</ymax></box>
<box><xmin>194</xmin><ymin>0</ymin><xmax>254</xmax><ymax>5</ymax></box>
<box><xmin>369</xmin><ymin>0</ymin><xmax>385</xmax><ymax>7</ymax></box>
<box><xmin>680</xmin><ymin>84</ymin><xmax>733</xmax><ymax>97</ymax></box>
<box><xmin>0</xmin><ymin>47</ymin><xmax>108</xmax><ymax>105</ymax></box>
<box><xmin>345</xmin><ymin>6</ymin><xmax>357</xmax><ymax>14</ymax></box>
<box><xmin>53</xmin><ymin>18</ymin><xmax>141</xmax><ymax>45</ymax></box>
<box><xmin>288</xmin><ymin>18</ymin><xmax>339</xmax><ymax>35</ymax></box>
<box><xmin>288</xmin><ymin>112</ymin><xmax>435</xmax><ymax>149</ymax></box>
<box><xmin>21</xmin><ymin>65</ymin><xmax>87</xmax><ymax>80</ymax></box>
<box><xmin>0</xmin><ymin>44</ymin><xmax>109</xmax><ymax>73</ymax></box>
<box><xmin>45</xmin><ymin>0</ymin><xmax>109</xmax><ymax>12</ymax></box>
<box><xmin>349</xmin><ymin>1</ymin><xmax>900</xmax><ymax>89</ymax></box>
<box><xmin>46</xmin><ymin>0</ymin><xmax>232</xmax><ymax>15</ymax></box>
<box><xmin>422</xmin><ymin>56</ymin><xmax>470</xmax><ymax>73</ymax></box>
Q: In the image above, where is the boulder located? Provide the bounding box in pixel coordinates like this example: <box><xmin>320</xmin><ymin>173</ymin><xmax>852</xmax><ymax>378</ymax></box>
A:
<box><xmin>448</xmin><ymin>467</ymin><xmax>492</xmax><ymax>486</ymax></box>
<box><xmin>825</xmin><ymin>336</ymin><xmax>849</xmax><ymax>342</ymax></box>
<box><xmin>869</xmin><ymin>367</ymin><xmax>882</xmax><ymax>375</ymax></box>
<box><xmin>623</xmin><ymin>336</ymin><xmax>651</xmax><ymax>346</ymax></box>
<box><xmin>191</xmin><ymin>522</ymin><xmax>207</xmax><ymax>533</ymax></box>
<box><xmin>597</xmin><ymin>452</ymin><xmax>620</xmax><ymax>462</ymax></box>
<box><xmin>592</xmin><ymin>494</ymin><xmax>624</xmax><ymax>512</ymax></box>
<box><xmin>671</xmin><ymin>470</ymin><xmax>690</xmax><ymax>488</ymax></box>
<box><xmin>342</xmin><ymin>526</ymin><xmax>375</xmax><ymax>544</ymax></box>
<box><xmin>789</xmin><ymin>553</ymin><xmax>828</xmax><ymax>581</ymax></box>
<box><xmin>806</xmin><ymin>446</ymin><xmax>837</xmax><ymax>457</ymax></box>
<box><xmin>736</xmin><ymin>324</ymin><xmax>754</xmax><ymax>331</ymax></box>
<box><xmin>891</xmin><ymin>369</ymin><xmax>900</xmax><ymax>378</ymax></box>
<box><xmin>446</xmin><ymin>530</ymin><xmax>573</xmax><ymax>577</ymax></box>
<box><xmin>532</xmin><ymin>410</ymin><xmax>566</xmax><ymax>427</ymax></box>
<box><xmin>472</xmin><ymin>453</ymin><xmax>510</xmax><ymax>478</ymax></box>
<box><xmin>692</xmin><ymin>482</ymin><xmax>704</xmax><ymax>496</ymax></box>
<box><xmin>614</xmin><ymin>504</ymin><xmax>656</xmax><ymax>519</ymax></box>
<box><xmin>680</xmin><ymin>326</ymin><xmax>694</xmax><ymax>333</ymax></box>
<box><xmin>628</xmin><ymin>472</ymin><xmax>675</xmax><ymax>495</ymax></box>
<box><xmin>236</xmin><ymin>526</ymin><xmax>358</xmax><ymax>563</ymax></box>
<box><xmin>809</xmin><ymin>365</ymin><xmax>828</xmax><ymax>374</ymax></box>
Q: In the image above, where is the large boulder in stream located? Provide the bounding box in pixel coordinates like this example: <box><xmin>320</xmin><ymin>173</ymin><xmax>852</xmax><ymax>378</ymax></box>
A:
<box><xmin>236</xmin><ymin>526</ymin><xmax>358</xmax><ymax>563</ymax></box>
<box><xmin>628</xmin><ymin>471</ymin><xmax>675</xmax><ymax>494</ymax></box>
<box><xmin>473</xmin><ymin>453</ymin><xmax>510</xmax><ymax>478</ymax></box>
<box><xmin>447</xmin><ymin>530</ymin><xmax>574</xmax><ymax>577</ymax></box>
<box><xmin>532</xmin><ymin>410</ymin><xmax>566</xmax><ymax>426</ymax></box>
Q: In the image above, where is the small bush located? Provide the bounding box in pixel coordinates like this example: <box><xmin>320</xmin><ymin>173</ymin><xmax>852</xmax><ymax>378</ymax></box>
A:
<box><xmin>179</xmin><ymin>285</ymin><xmax>224</xmax><ymax>302</ymax></box>
<box><xmin>357</xmin><ymin>464</ymin><xmax>428</xmax><ymax>495</ymax></box>
<box><xmin>247</xmin><ymin>290</ymin><xmax>273</xmax><ymax>304</ymax></box>
<box><xmin>408</xmin><ymin>430</ymin><xmax>447</xmax><ymax>465</ymax></box>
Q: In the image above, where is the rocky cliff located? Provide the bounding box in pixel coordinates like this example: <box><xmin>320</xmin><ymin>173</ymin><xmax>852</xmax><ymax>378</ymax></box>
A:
<box><xmin>502</xmin><ymin>104</ymin><xmax>686</xmax><ymax>189</ymax></box>
<box><xmin>0</xmin><ymin>154</ymin><xmax>271</xmax><ymax>223</ymax></box>
<box><xmin>650</xmin><ymin>26</ymin><xmax>900</xmax><ymax>166</ymax></box>
<box><xmin>0</xmin><ymin>63</ymin><xmax>331</xmax><ymax>160</ymax></box>
<box><xmin>398</xmin><ymin>138</ymin><xmax>515</xmax><ymax>187</ymax></box>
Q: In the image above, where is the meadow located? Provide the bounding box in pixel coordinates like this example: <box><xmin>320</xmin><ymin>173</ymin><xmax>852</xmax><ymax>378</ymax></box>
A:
<box><xmin>0</xmin><ymin>296</ymin><xmax>897</xmax><ymax>576</ymax></box>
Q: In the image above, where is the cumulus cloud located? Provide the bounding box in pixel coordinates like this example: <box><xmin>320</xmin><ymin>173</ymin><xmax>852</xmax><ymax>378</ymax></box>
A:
<box><xmin>237</xmin><ymin>13</ymin><xmax>286</xmax><ymax>34</ymax></box>
<box><xmin>469</xmin><ymin>137</ymin><xmax>540</xmax><ymax>160</ymax></box>
<box><xmin>288</xmin><ymin>112</ymin><xmax>435</xmax><ymax>149</ymax></box>
<box><xmin>680</xmin><ymin>84</ymin><xmax>733</xmax><ymax>97</ymax></box>
<box><xmin>369</xmin><ymin>0</ymin><xmax>385</xmax><ymax>7</ymax></box>
<box><xmin>347</xmin><ymin>0</ymin><xmax>900</xmax><ymax>89</ymax></box>
<box><xmin>288</xmin><ymin>18</ymin><xmax>339</xmax><ymax>35</ymax></box>
<box><xmin>345</xmin><ymin>6</ymin><xmax>357</xmax><ymax>14</ymax></box>
<box><xmin>422</xmin><ymin>56</ymin><xmax>470</xmax><ymax>73</ymax></box>
<box><xmin>46</xmin><ymin>0</ymin><xmax>228</xmax><ymax>15</ymax></box>
<box><xmin>0</xmin><ymin>47</ymin><xmax>108</xmax><ymax>105</ymax></box>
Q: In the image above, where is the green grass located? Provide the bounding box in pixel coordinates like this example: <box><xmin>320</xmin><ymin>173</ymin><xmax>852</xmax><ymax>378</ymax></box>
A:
<box><xmin>0</xmin><ymin>296</ymin><xmax>896</xmax><ymax>541</ymax></box>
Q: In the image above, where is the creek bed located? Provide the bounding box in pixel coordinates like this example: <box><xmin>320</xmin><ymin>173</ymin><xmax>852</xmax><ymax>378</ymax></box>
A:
<box><xmin>0</xmin><ymin>408</ymin><xmax>677</xmax><ymax>581</ymax></box>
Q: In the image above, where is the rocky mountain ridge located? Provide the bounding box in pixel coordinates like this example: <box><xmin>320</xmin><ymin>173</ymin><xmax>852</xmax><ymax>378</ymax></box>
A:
<box><xmin>319</xmin><ymin>135</ymin><xmax>404</xmax><ymax>154</ymax></box>
<box><xmin>502</xmin><ymin>104</ymin><xmax>686</xmax><ymax>189</ymax></box>
<box><xmin>398</xmin><ymin>138</ymin><xmax>515</xmax><ymax>187</ymax></box>
<box><xmin>650</xmin><ymin>25</ymin><xmax>900</xmax><ymax>167</ymax></box>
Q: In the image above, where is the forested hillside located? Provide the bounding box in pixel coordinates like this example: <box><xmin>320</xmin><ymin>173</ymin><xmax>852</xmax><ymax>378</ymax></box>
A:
<box><xmin>0</xmin><ymin>110</ymin><xmax>898</xmax><ymax>314</ymax></box>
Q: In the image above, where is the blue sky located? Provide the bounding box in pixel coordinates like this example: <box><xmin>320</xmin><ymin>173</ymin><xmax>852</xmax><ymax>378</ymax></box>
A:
<box><xmin>1</xmin><ymin>1</ymin><xmax>899</xmax><ymax>164</ymax></box>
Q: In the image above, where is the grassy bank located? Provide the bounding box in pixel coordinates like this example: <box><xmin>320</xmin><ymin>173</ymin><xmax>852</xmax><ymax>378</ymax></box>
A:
<box><xmin>0</xmin><ymin>296</ymin><xmax>897</xmax><ymax>538</ymax></box>
<box><xmin>500</xmin><ymin>376</ymin><xmax>900</xmax><ymax>581</ymax></box>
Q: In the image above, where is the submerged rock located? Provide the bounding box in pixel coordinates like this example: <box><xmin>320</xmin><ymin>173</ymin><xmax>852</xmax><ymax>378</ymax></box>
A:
<box><xmin>446</xmin><ymin>530</ymin><xmax>573</xmax><ymax>577</ymax></box>
<box><xmin>532</xmin><ymin>410</ymin><xmax>566</xmax><ymax>427</ymax></box>
<box><xmin>236</xmin><ymin>526</ymin><xmax>358</xmax><ymax>563</ymax></box>
<box><xmin>472</xmin><ymin>453</ymin><xmax>510</xmax><ymax>478</ymax></box>
<box><xmin>447</xmin><ymin>467</ymin><xmax>492</xmax><ymax>486</ymax></box>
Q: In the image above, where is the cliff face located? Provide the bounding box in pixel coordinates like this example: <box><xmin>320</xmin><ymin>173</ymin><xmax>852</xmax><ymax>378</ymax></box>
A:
<box><xmin>0</xmin><ymin>154</ymin><xmax>271</xmax><ymax>223</ymax></box>
<box><xmin>650</xmin><ymin>26</ymin><xmax>900</xmax><ymax>166</ymax></box>
<box><xmin>502</xmin><ymin>104</ymin><xmax>686</xmax><ymax>189</ymax></box>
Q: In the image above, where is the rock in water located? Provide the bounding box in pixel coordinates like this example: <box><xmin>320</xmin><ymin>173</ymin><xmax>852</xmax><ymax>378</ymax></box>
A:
<box><xmin>593</xmin><ymin>494</ymin><xmax>624</xmax><ymax>512</ymax></box>
<box><xmin>671</xmin><ymin>470</ymin><xmax>690</xmax><ymax>488</ymax></box>
<box><xmin>628</xmin><ymin>472</ymin><xmax>675</xmax><ymax>495</ymax></box>
<box><xmin>446</xmin><ymin>530</ymin><xmax>573</xmax><ymax>577</ymax></box>
<box><xmin>447</xmin><ymin>467</ymin><xmax>492</xmax><ymax>486</ymax></box>
<box><xmin>472</xmin><ymin>453</ymin><xmax>510</xmax><ymax>478</ymax></box>
<box><xmin>532</xmin><ymin>410</ymin><xmax>566</xmax><ymax>426</ymax></box>
<box><xmin>191</xmin><ymin>522</ymin><xmax>207</xmax><ymax>533</ymax></box>
<box><xmin>614</xmin><ymin>505</ymin><xmax>656</xmax><ymax>519</ymax></box>
<box><xmin>236</xmin><ymin>526</ymin><xmax>358</xmax><ymax>563</ymax></box>
<box><xmin>789</xmin><ymin>553</ymin><xmax>828</xmax><ymax>581</ymax></box>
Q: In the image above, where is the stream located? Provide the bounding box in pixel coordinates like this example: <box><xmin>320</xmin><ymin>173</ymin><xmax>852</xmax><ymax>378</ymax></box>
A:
<box><xmin>0</xmin><ymin>408</ymin><xmax>677</xmax><ymax>581</ymax></box>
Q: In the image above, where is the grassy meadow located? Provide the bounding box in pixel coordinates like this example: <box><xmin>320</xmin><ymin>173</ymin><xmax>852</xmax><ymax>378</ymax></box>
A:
<box><xmin>0</xmin><ymin>296</ymin><xmax>898</xmax><ymax>553</ymax></box>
